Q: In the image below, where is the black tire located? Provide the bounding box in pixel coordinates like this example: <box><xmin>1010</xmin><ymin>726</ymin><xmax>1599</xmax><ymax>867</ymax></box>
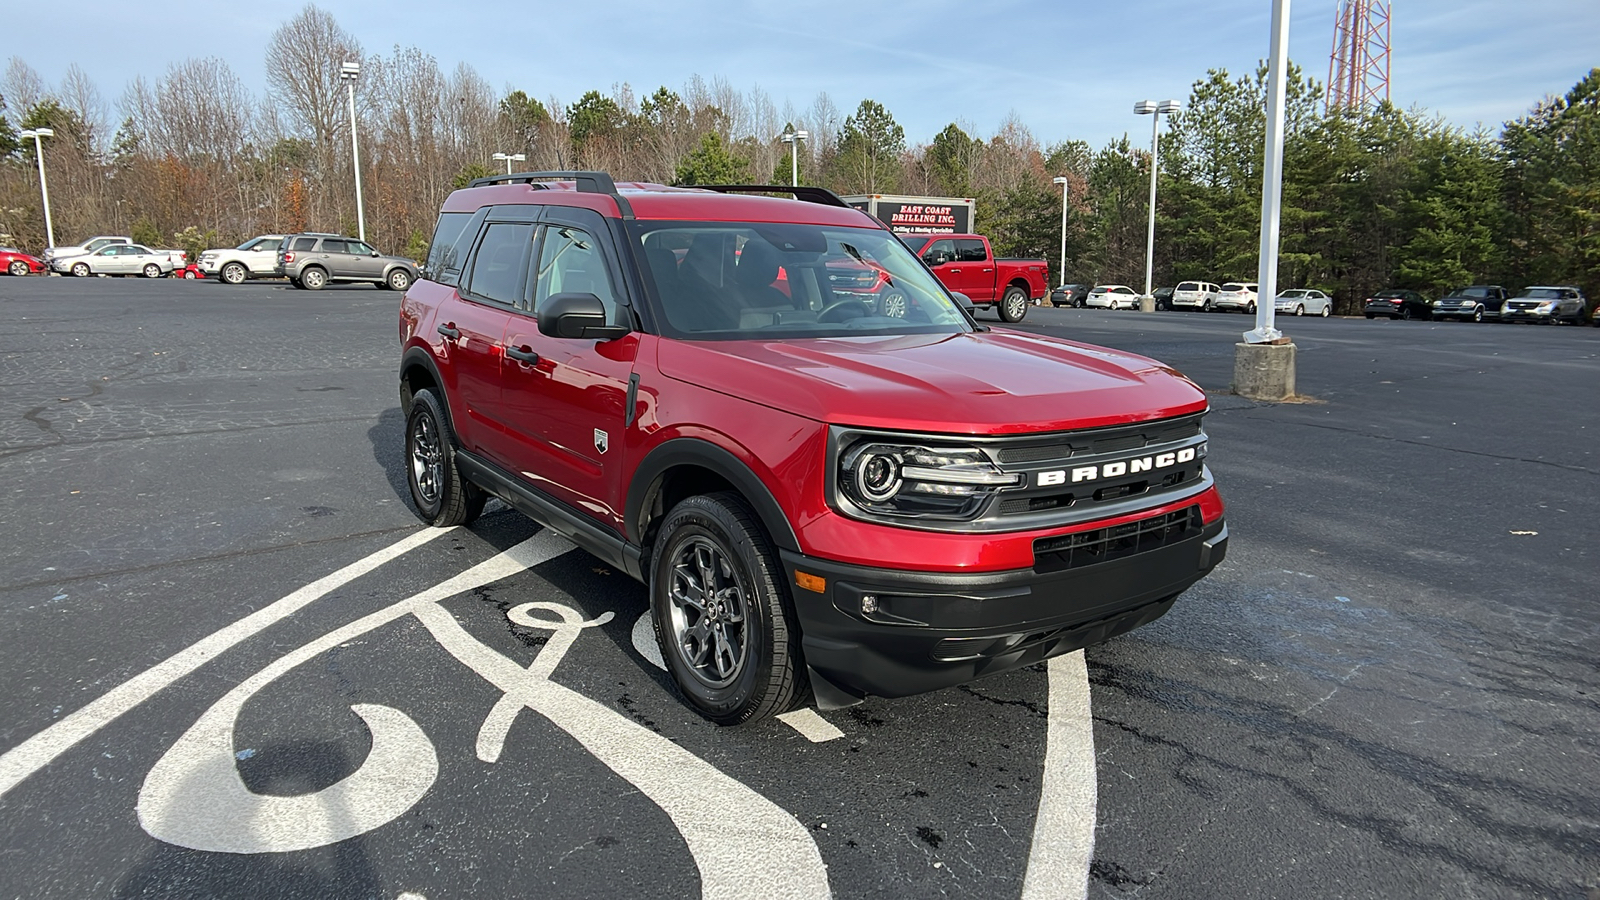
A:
<box><xmin>1365</xmin><ymin>313</ymin><xmax>1375</xmax><ymax>319</ymax></box>
<box><xmin>1398</xmin><ymin>307</ymin><xmax>1411</xmax><ymax>320</ymax></box>
<box><xmin>1245</xmin><ymin>301</ymin><xmax>1256</xmax><ymax>314</ymax></box>
<box><xmin>651</xmin><ymin>492</ymin><xmax>803</xmax><ymax>725</ymax></box>
<box><xmin>1320</xmin><ymin>305</ymin><xmax>1330</xmax><ymax>317</ymax></box>
<box><xmin>143</xmin><ymin>263</ymin><xmax>162</xmax><ymax>278</ymax></box>
<box><xmin>999</xmin><ymin>286</ymin><xmax>1029</xmax><ymax>323</ymax></box>
<box><xmin>221</xmin><ymin>262</ymin><xmax>247</xmax><ymax>285</ymax></box>
<box><xmin>404</xmin><ymin>388</ymin><xmax>485</xmax><ymax>527</ymax></box>
<box><xmin>71</xmin><ymin>262</ymin><xmax>90</xmax><ymax>277</ymax></box>
<box><xmin>1295</xmin><ymin>304</ymin><xmax>1305</xmax><ymax>316</ymax></box>
<box><xmin>1472</xmin><ymin>306</ymin><xmax>1483</xmax><ymax>323</ymax></box>
<box><xmin>8</xmin><ymin>260</ymin><xmax>28</xmax><ymax>277</ymax></box>
<box><xmin>387</xmin><ymin>268</ymin><xmax>413</xmax><ymax>292</ymax></box>
<box><xmin>300</xmin><ymin>266</ymin><xmax>328</xmax><ymax>290</ymax></box>
<box><xmin>288</xmin><ymin>278</ymin><xmax>306</xmax><ymax>290</ymax></box>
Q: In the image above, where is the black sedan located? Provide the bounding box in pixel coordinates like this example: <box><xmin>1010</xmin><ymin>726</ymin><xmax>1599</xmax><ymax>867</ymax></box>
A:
<box><xmin>1050</xmin><ymin>283</ymin><xmax>1090</xmax><ymax>307</ymax></box>
<box><xmin>1364</xmin><ymin>289</ymin><xmax>1431</xmax><ymax>320</ymax></box>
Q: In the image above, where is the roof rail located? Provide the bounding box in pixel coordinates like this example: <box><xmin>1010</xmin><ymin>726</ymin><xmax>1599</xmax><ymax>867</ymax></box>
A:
<box><xmin>465</xmin><ymin>170</ymin><xmax>632</xmax><ymax>219</ymax></box>
<box><xmin>687</xmin><ymin>185</ymin><xmax>852</xmax><ymax>209</ymax></box>
<box><xmin>466</xmin><ymin>170</ymin><xmax>618</xmax><ymax>194</ymax></box>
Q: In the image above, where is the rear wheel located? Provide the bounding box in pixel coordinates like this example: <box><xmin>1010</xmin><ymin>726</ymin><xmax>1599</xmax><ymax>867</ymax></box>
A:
<box><xmin>652</xmin><ymin>493</ymin><xmax>803</xmax><ymax>725</ymax></box>
<box><xmin>1365</xmin><ymin>313</ymin><xmax>1375</xmax><ymax>319</ymax></box>
<box><xmin>404</xmin><ymin>388</ymin><xmax>485</xmax><ymax>527</ymax></box>
<box><xmin>143</xmin><ymin>263</ymin><xmax>162</xmax><ymax>278</ymax></box>
<box><xmin>1399</xmin><ymin>307</ymin><xmax>1412</xmax><ymax>320</ymax></box>
<box><xmin>999</xmin><ymin>286</ymin><xmax>1029</xmax><ymax>323</ymax></box>
<box><xmin>1320</xmin><ymin>304</ymin><xmax>1331</xmax><ymax>317</ymax></box>
<box><xmin>300</xmin><ymin>266</ymin><xmax>328</xmax><ymax>290</ymax></box>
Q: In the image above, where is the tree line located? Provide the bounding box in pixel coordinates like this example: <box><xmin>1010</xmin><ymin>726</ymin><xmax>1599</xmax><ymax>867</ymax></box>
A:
<box><xmin>0</xmin><ymin>5</ymin><xmax>1594</xmax><ymax>313</ymax></box>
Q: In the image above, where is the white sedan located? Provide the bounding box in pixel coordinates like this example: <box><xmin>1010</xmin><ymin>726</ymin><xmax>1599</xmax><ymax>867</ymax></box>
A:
<box><xmin>1273</xmin><ymin>289</ymin><xmax>1333</xmax><ymax>317</ymax></box>
<box><xmin>56</xmin><ymin>244</ymin><xmax>177</xmax><ymax>278</ymax></box>
<box><xmin>1086</xmin><ymin>284</ymin><xmax>1140</xmax><ymax>309</ymax></box>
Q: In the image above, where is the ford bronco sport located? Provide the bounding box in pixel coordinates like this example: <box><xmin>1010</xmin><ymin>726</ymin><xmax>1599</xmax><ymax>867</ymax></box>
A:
<box><xmin>398</xmin><ymin>172</ymin><xmax>1227</xmax><ymax>725</ymax></box>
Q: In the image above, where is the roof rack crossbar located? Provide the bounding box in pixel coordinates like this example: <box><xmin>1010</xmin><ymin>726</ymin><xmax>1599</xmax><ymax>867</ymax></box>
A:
<box><xmin>466</xmin><ymin>170</ymin><xmax>619</xmax><ymax>195</ymax></box>
<box><xmin>683</xmin><ymin>185</ymin><xmax>852</xmax><ymax>209</ymax></box>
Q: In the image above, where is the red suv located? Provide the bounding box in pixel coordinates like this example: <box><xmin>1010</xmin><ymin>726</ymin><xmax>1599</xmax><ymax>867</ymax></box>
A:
<box><xmin>398</xmin><ymin>172</ymin><xmax>1227</xmax><ymax>725</ymax></box>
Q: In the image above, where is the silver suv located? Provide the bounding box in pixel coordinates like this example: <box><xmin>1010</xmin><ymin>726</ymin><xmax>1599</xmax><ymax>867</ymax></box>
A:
<box><xmin>199</xmin><ymin>235</ymin><xmax>287</xmax><ymax>284</ymax></box>
<box><xmin>276</xmin><ymin>234</ymin><xmax>419</xmax><ymax>291</ymax></box>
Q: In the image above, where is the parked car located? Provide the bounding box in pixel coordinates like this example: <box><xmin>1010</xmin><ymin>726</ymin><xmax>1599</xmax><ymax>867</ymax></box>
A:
<box><xmin>0</xmin><ymin>247</ymin><xmax>46</xmax><ymax>276</ymax></box>
<box><xmin>41</xmin><ymin>235</ymin><xmax>130</xmax><ymax>266</ymax></box>
<box><xmin>1273</xmin><ymin>289</ymin><xmax>1333</xmax><ymax>317</ymax></box>
<box><xmin>1213</xmin><ymin>282</ymin><xmax>1260</xmax><ymax>313</ymax></box>
<box><xmin>1171</xmin><ymin>280</ymin><xmax>1220</xmax><ymax>311</ymax></box>
<box><xmin>1049</xmin><ymin>283</ymin><xmax>1090</xmax><ymax>307</ymax></box>
<box><xmin>1363</xmin><ymin>289</ymin><xmax>1431</xmax><ymax>320</ymax></box>
<box><xmin>1431</xmin><ymin>285</ymin><xmax>1508</xmax><ymax>322</ymax></box>
<box><xmin>1152</xmin><ymin>286</ymin><xmax>1175</xmax><ymax>310</ymax></box>
<box><xmin>51</xmin><ymin>243</ymin><xmax>178</xmax><ymax>278</ymax></box>
<box><xmin>1501</xmin><ymin>286</ymin><xmax>1589</xmax><ymax>325</ymax></box>
<box><xmin>898</xmin><ymin>233</ymin><xmax>1049</xmax><ymax>323</ymax></box>
<box><xmin>398</xmin><ymin>171</ymin><xmax>1226</xmax><ymax>724</ymax></box>
<box><xmin>276</xmin><ymin>234</ymin><xmax>418</xmax><ymax>291</ymax></box>
<box><xmin>172</xmin><ymin>264</ymin><xmax>206</xmax><ymax>280</ymax></box>
<box><xmin>1086</xmin><ymin>284</ymin><xmax>1140</xmax><ymax>309</ymax></box>
<box><xmin>199</xmin><ymin>234</ymin><xmax>290</xmax><ymax>284</ymax></box>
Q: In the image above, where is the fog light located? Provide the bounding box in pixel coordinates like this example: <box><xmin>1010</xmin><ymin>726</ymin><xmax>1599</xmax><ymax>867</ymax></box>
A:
<box><xmin>861</xmin><ymin>594</ymin><xmax>878</xmax><ymax>614</ymax></box>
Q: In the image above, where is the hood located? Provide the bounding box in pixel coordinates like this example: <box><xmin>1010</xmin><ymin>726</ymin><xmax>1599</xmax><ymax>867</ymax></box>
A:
<box><xmin>657</xmin><ymin>330</ymin><xmax>1208</xmax><ymax>435</ymax></box>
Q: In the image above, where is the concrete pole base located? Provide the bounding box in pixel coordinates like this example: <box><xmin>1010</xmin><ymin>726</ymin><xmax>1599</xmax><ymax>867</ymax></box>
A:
<box><xmin>1140</xmin><ymin>295</ymin><xmax>1156</xmax><ymax>313</ymax></box>
<box><xmin>1233</xmin><ymin>341</ymin><xmax>1297</xmax><ymax>401</ymax></box>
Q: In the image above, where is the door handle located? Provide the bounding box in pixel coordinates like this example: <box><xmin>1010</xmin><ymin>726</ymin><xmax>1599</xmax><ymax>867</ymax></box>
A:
<box><xmin>436</xmin><ymin>324</ymin><xmax>460</xmax><ymax>340</ymax></box>
<box><xmin>949</xmin><ymin>268</ymin><xmax>962</xmax><ymax>273</ymax></box>
<box><xmin>506</xmin><ymin>346</ymin><xmax>540</xmax><ymax>365</ymax></box>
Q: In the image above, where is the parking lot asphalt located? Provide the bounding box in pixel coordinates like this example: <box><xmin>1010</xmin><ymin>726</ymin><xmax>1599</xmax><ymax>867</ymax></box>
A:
<box><xmin>0</xmin><ymin>279</ymin><xmax>1595</xmax><ymax>900</ymax></box>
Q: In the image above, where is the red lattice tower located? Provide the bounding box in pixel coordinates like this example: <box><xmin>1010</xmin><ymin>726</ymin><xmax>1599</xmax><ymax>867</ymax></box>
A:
<box><xmin>1326</xmin><ymin>0</ymin><xmax>1392</xmax><ymax>112</ymax></box>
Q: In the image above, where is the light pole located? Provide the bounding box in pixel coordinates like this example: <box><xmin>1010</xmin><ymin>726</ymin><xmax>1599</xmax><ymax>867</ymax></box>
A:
<box><xmin>1134</xmin><ymin>99</ymin><xmax>1180</xmax><ymax>308</ymax></box>
<box><xmin>780</xmin><ymin>129</ymin><xmax>808</xmax><ymax>186</ymax></box>
<box><xmin>340</xmin><ymin>60</ymin><xmax>365</xmax><ymax>241</ymax></box>
<box><xmin>491</xmin><ymin>152</ymin><xmax>526</xmax><ymax>175</ymax></box>
<box><xmin>1248</xmin><ymin>0</ymin><xmax>1291</xmax><ymax>346</ymax></box>
<box><xmin>1052</xmin><ymin>176</ymin><xmax>1070</xmax><ymax>289</ymax></box>
<box><xmin>20</xmin><ymin>127</ymin><xmax>56</xmax><ymax>249</ymax></box>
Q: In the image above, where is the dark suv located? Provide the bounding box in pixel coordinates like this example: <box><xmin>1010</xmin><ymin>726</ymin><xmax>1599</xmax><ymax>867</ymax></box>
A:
<box><xmin>277</xmin><ymin>233</ymin><xmax>418</xmax><ymax>291</ymax></box>
<box><xmin>1432</xmin><ymin>285</ymin><xmax>1508</xmax><ymax>322</ymax></box>
<box><xmin>398</xmin><ymin>172</ymin><xmax>1227</xmax><ymax>724</ymax></box>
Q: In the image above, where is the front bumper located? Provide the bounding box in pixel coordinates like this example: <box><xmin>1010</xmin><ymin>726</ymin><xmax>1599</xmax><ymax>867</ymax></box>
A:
<box><xmin>1501</xmin><ymin>307</ymin><xmax>1552</xmax><ymax>322</ymax></box>
<box><xmin>783</xmin><ymin>511</ymin><xmax>1227</xmax><ymax>700</ymax></box>
<box><xmin>1432</xmin><ymin>306</ymin><xmax>1481</xmax><ymax>319</ymax></box>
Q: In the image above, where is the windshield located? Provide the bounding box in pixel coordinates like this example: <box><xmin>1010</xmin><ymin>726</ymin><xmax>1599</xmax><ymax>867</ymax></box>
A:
<box><xmin>1373</xmin><ymin>290</ymin><xmax>1405</xmax><ymax>299</ymax></box>
<box><xmin>1221</xmin><ymin>283</ymin><xmax>1252</xmax><ymax>292</ymax></box>
<box><xmin>627</xmin><ymin>221</ymin><xmax>970</xmax><ymax>340</ymax></box>
<box><xmin>1277</xmin><ymin>290</ymin><xmax>1307</xmax><ymax>298</ymax></box>
<box><xmin>1449</xmin><ymin>287</ymin><xmax>1491</xmax><ymax>298</ymax></box>
<box><xmin>1518</xmin><ymin>288</ymin><xmax>1563</xmax><ymax>299</ymax></box>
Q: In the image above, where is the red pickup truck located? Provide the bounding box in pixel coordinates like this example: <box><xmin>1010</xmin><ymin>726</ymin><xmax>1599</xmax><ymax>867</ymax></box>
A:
<box><xmin>898</xmin><ymin>234</ymin><xmax>1048</xmax><ymax>323</ymax></box>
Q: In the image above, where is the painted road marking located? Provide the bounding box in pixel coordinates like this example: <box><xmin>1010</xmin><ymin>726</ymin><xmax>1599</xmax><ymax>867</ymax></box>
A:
<box><xmin>1020</xmin><ymin>650</ymin><xmax>1098</xmax><ymax>900</ymax></box>
<box><xmin>775</xmin><ymin>709</ymin><xmax>844</xmax><ymax>743</ymax></box>
<box><xmin>138</xmin><ymin>532</ymin><xmax>571</xmax><ymax>854</ymax></box>
<box><xmin>137</xmin><ymin>533</ymin><xmax>834</xmax><ymax>898</ymax></box>
<box><xmin>631</xmin><ymin>609</ymin><xmax>666</xmax><ymax>671</ymax></box>
<box><xmin>0</xmin><ymin>526</ymin><xmax>456</xmax><ymax>800</ymax></box>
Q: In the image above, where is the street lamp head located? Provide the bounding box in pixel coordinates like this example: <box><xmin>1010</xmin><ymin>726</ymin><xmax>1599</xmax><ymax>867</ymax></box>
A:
<box><xmin>1157</xmin><ymin>99</ymin><xmax>1182</xmax><ymax>114</ymax></box>
<box><xmin>1052</xmin><ymin>176</ymin><xmax>1069</xmax><ymax>186</ymax></box>
<box><xmin>795</xmin><ymin>130</ymin><xmax>808</xmax><ymax>141</ymax></box>
<box><xmin>1134</xmin><ymin>100</ymin><xmax>1157</xmax><ymax>115</ymax></box>
<box><xmin>780</xmin><ymin>131</ymin><xmax>794</xmax><ymax>144</ymax></box>
<box><xmin>340</xmin><ymin>60</ymin><xmax>361</xmax><ymax>82</ymax></box>
<box><xmin>36</xmin><ymin>127</ymin><xmax>53</xmax><ymax>137</ymax></box>
<box><xmin>491</xmin><ymin>152</ymin><xmax>509</xmax><ymax>161</ymax></box>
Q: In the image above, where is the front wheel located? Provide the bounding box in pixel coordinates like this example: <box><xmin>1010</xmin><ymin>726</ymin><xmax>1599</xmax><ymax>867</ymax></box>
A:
<box><xmin>221</xmin><ymin>262</ymin><xmax>247</xmax><ymax>285</ymax></box>
<box><xmin>1295</xmin><ymin>304</ymin><xmax>1305</xmax><ymax>316</ymax></box>
<box><xmin>1472</xmin><ymin>306</ymin><xmax>1483</xmax><ymax>323</ymax></box>
<box><xmin>71</xmin><ymin>262</ymin><xmax>90</xmax><ymax>277</ymax></box>
<box><xmin>404</xmin><ymin>389</ymin><xmax>485</xmax><ymax>527</ymax></box>
<box><xmin>999</xmin><ymin>287</ymin><xmax>1029</xmax><ymax>323</ymax></box>
<box><xmin>8</xmin><ymin>260</ymin><xmax>28</xmax><ymax>277</ymax></box>
<box><xmin>878</xmin><ymin>288</ymin><xmax>908</xmax><ymax>318</ymax></box>
<box><xmin>387</xmin><ymin>268</ymin><xmax>413</xmax><ymax>292</ymax></box>
<box><xmin>652</xmin><ymin>493</ymin><xmax>803</xmax><ymax>725</ymax></box>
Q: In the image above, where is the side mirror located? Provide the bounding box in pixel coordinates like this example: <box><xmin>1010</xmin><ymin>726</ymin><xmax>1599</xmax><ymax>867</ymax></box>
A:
<box><xmin>371</xmin><ymin>251</ymin><xmax>380</xmax><ymax>257</ymax></box>
<box><xmin>537</xmin><ymin>292</ymin><xmax>630</xmax><ymax>340</ymax></box>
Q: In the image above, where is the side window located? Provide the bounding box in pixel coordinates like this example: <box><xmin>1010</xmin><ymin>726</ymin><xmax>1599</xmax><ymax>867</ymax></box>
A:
<box><xmin>532</xmin><ymin>225</ymin><xmax>618</xmax><ymax>320</ymax></box>
<box><xmin>955</xmin><ymin>239</ymin><xmax>987</xmax><ymax>263</ymax></box>
<box><xmin>464</xmin><ymin>223</ymin><xmax>533</xmax><ymax>306</ymax></box>
<box><xmin>320</xmin><ymin>239</ymin><xmax>349</xmax><ymax>254</ymax></box>
<box><xmin>426</xmin><ymin>213</ymin><xmax>473</xmax><ymax>286</ymax></box>
<box><xmin>292</xmin><ymin>237</ymin><xmax>316</xmax><ymax>251</ymax></box>
<box><xmin>922</xmin><ymin>239</ymin><xmax>955</xmax><ymax>265</ymax></box>
<box><xmin>349</xmin><ymin>241</ymin><xmax>376</xmax><ymax>256</ymax></box>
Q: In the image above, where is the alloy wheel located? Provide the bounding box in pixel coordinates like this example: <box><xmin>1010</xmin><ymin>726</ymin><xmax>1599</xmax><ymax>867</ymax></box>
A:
<box><xmin>666</xmin><ymin>537</ymin><xmax>749</xmax><ymax>689</ymax></box>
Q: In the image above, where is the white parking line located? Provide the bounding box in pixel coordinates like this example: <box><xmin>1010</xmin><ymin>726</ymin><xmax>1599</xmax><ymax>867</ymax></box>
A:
<box><xmin>1021</xmin><ymin>650</ymin><xmax>1098</xmax><ymax>900</ymax></box>
<box><xmin>0</xmin><ymin>527</ymin><xmax>456</xmax><ymax>800</ymax></box>
<box><xmin>775</xmin><ymin>709</ymin><xmax>844</xmax><ymax>743</ymax></box>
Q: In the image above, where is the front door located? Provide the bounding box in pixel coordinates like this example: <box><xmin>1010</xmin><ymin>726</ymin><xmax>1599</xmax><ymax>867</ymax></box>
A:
<box><xmin>953</xmin><ymin>238</ymin><xmax>995</xmax><ymax>302</ymax></box>
<box><xmin>346</xmin><ymin>239</ymin><xmax>388</xmax><ymax>281</ymax></box>
<box><xmin>500</xmin><ymin>208</ymin><xmax>638</xmax><ymax>533</ymax></box>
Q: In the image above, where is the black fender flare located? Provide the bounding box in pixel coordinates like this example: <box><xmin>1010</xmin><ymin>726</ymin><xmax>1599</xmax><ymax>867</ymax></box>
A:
<box><xmin>626</xmin><ymin>438</ymin><xmax>801</xmax><ymax>554</ymax></box>
<box><xmin>399</xmin><ymin>347</ymin><xmax>449</xmax><ymax>423</ymax></box>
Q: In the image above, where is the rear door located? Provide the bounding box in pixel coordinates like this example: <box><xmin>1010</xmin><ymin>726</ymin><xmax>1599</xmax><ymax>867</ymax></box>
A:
<box><xmin>444</xmin><ymin>214</ymin><xmax>535</xmax><ymax>465</ymax></box>
<box><xmin>501</xmin><ymin>206</ymin><xmax>640</xmax><ymax>533</ymax></box>
<box><xmin>954</xmin><ymin>238</ymin><xmax>995</xmax><ymax>301</ymax></box>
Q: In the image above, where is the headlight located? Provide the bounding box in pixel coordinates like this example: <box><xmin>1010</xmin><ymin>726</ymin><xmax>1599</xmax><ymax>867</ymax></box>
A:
<box><xmin>839</xmin><ymin>441</ymin><xmax>1020</xmax><ymax>520</ymax></box>
<box><xmin>1432</xmin><ymin>300</ymin><xmax>1442</xmax><ymax>307</ymax></box>
<box><xmin>1536</xmin><ymin>302</ymin><xmax>1556</xmax><ymax>312</ymax></box>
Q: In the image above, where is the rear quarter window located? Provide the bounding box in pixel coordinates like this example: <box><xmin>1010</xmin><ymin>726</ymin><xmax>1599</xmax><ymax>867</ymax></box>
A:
<box><xmin>426</xmin><ymin>212</ymin><xmax>474</xmax><ymax>286</ymax></box>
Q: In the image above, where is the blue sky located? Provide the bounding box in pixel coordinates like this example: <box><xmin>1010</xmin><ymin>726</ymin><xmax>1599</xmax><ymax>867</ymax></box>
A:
<box><xmin>4</xmin><ymin>0</ymin><xmax>1596</xmax><ymax>149</ymax></box>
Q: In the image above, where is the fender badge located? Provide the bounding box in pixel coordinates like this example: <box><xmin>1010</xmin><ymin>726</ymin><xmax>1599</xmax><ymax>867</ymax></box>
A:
<box><xmin>594</xmin><ymin>429</ymin><xmax>609</xmax><ymax>455</ymax></box>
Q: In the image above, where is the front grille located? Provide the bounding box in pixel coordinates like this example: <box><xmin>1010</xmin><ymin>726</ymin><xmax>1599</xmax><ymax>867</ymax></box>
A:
<box><xmin>1033</xmin><ymin>506</ymin><xmax>1202</xmax><ymax>573</ymax></box>
<box><xmin>996</xmin><ymin>417</ymin><xmax>1201</xmax><ymax>465</ymax></box>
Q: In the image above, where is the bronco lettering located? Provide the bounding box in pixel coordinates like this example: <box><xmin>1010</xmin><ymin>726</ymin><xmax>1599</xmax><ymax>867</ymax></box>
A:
<box><xmin>1041</xmin><ymin>447</ymin><xmax>1198</xmax><ymax>487</ymax></box>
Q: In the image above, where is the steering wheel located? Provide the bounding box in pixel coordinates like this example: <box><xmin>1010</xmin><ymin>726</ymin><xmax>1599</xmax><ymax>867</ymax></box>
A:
<box><xmin>817</xmin><ymin>298</ymin><xmax>873</xmax><ymax>324</ymax></box>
